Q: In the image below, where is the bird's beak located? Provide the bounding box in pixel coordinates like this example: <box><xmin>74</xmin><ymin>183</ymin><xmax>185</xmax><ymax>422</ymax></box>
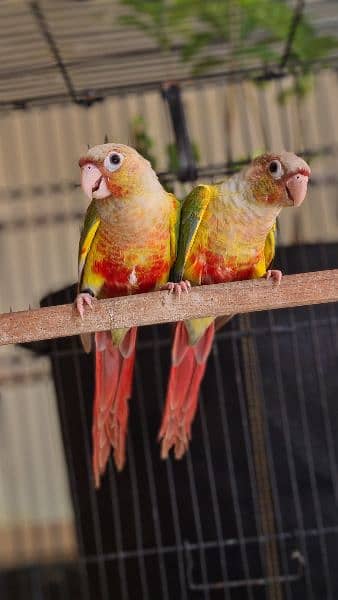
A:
<box><xmin>285</xmin><ymin>171</ymin><xmax>310</xmax><ymax>207</ymax></box>
<box><xmin>80</xmin><ymin>163</ymin><xmax>110</xmax><ymax>199</ymax></box>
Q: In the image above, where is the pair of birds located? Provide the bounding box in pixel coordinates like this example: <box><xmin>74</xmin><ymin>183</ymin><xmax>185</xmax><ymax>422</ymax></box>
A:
<box><xmin>75</xmin><ymin>143</ymin><xmax>310</xmax><ymax>487</ymax></box>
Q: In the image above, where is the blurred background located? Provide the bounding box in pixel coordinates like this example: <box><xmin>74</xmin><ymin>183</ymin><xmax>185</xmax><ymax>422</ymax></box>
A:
<box><xmin>0</xmin><ymin>1</ymin><xmax>338</xmax><ymax>598</ymax></box>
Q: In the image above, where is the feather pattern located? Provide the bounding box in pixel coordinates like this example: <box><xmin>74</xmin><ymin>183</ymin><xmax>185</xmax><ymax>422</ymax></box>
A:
<box><xmin>160</xmin><ymin>152</ymin><xmax>310</xmax><ymax>459</ymax></box>
<box><xmin>77</xmin><ymin>143</ymin><xmax>180</xmax><ymax>485</ymax></box>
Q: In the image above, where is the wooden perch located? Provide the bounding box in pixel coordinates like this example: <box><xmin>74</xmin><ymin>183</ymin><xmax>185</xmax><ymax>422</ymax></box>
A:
<box><xmin>0</xmin><ymin>270</ymin><xmax>337</xmax><ymax>347</ymax></box>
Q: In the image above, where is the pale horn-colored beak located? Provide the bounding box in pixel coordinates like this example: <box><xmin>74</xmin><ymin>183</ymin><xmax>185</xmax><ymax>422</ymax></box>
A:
<box><xmin>80</xmin><ymin>163</ymin><xmax>110</xmax><ymax>199</ymax></box>
<box><xmin>285</xmin><ymin>172</ymin><xmax>309</xmax><ymax>207</ymax></box>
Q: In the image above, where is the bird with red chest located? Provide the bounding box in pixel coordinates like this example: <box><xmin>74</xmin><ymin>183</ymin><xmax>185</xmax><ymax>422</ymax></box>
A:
<box><xmin>75</xmin><ymin>143</ymin><xmax>181</xmax><ymax>486</ymax></box>
<box><xmin>159</xmin><ymin>151</ymin><xmax>311</xmax><ymax>460</ymax></box>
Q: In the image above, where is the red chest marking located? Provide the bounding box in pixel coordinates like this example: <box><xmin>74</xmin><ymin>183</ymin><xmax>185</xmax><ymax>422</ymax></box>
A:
<box><xmin>93</xmin><ymin>257</ymin><xmax>170</xmax><ymax>297</ymax></box>
<box><xmin>189</xmin><ymin>249</ymin><xmax>257</xmax><ymax>284</ymax></box>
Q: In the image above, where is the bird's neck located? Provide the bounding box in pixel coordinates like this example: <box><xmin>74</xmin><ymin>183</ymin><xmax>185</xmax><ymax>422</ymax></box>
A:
<box><xmin>219</xmin><ymin>173</ymin><xmax>281</xmax><ymax>239</ymax></box>
<box><xmin>205</xmin><ymin>174</ymin><xmax>281</xmax><ymax>260</ymax></box>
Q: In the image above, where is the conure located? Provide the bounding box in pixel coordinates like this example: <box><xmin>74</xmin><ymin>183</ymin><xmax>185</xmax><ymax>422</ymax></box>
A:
<box><xmin>159</xmin><ymin>151</ymin><xmax>310</xmax><ymax>459</ymax></box>
<box><xmin>75</xmin><ymin>143</ymin><xmax>181</xmax><ymax>487</ymax></box>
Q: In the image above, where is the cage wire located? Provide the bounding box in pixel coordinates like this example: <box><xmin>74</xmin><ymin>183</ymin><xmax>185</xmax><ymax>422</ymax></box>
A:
<box><xmin>1</xmin><ymin>0</ymin><xmax>338</xmax><ymax>599</ymax></box>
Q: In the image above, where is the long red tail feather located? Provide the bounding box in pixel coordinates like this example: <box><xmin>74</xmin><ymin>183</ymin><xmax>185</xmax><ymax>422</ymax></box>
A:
<box><xmin>159</xmin><ymin>321</ymin><xmax>214</xmax><ymax>459</ymax></box>
<box><xmin>92</xmin><ymin>328</ymin><xmax>137</xmax><ymax>487</ymax></box>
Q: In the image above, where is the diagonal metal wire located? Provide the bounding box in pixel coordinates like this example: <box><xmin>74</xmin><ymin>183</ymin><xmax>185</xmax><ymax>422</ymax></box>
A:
<box><xmin>30</xmin><ymin>1</ymin><xmax>78</xmax><ymax>103</ymax></box>
<box><xmin>280</xmin><ymin>0</ymin><xmax>305</xmax><ymax>69</ymax></box>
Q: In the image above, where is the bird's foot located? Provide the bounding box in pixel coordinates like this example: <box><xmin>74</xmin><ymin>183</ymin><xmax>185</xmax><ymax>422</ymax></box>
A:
<box><xmin>266</xmin><ymin>269</ymin><xmax>282</xmax><ymax>285</ymax></box>
<box><xmin>163</xmin><ymin>280</ymin><xmax>191</xmax><ymax>296</ymax></box>
<box><xmin>75</xmin><ymin>292</ymin><xmax>95</xmax><ymax>319</ymax></box>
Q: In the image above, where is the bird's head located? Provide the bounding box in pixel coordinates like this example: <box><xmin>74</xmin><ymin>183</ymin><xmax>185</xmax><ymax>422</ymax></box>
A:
<box><xmin>245</xmin><ymin>151</ymin><xmax>311</xmax><ymax>208</ymax></box>
<box><xmin>79</xmin><ymin>143</ymin><xmax>156</xmax><ymax>200</ymax></box>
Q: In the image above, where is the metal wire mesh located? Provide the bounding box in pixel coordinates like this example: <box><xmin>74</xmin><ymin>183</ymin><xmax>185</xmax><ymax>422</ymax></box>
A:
<box><xmin>2</xmin><ymin>260</ymin><xmax>338</xmax><ymax>599</ymax></box>
<box><xmin>1</xmin><ymin>0</ymin><xmax>338</xmax><ymax>109</ymax></box>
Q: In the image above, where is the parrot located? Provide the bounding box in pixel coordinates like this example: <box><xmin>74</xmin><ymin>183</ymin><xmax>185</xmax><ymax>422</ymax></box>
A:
<box><xmin>75</xmin><ymin>143</ymin><xmax>184</xmax><ymax>487</ymax></box>
<box><xmin>159</xmin><ymin>151</ymin><xmax>311</xmax><ymax>459</ymax></box>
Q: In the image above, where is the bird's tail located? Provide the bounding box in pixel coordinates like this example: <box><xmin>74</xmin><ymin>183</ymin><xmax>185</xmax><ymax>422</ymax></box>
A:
<box><xmin>92</xmin><ymin>328</ymin><xmax>137</xmax><ymax>487</ymax></box>
<box><xmin>159</xmin><ymin>321</ymin><xmax>214</xmax><ymax>459</ymax></box>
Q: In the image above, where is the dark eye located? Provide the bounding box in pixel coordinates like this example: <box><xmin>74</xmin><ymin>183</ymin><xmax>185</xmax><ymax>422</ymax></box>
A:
<box><xmin>110</xmin><ymin>153</ymin><xmax>120</xmax><ymax>165</ymax></box>
<box><xmin>268</xmin><ymin>160</ymin><xmax>283</xmax><ymax>179</ymax></box>
<box><xmin>104</xmin><ymin>151</ymin><xmax>124</xmax><ymax>172</ymax></box>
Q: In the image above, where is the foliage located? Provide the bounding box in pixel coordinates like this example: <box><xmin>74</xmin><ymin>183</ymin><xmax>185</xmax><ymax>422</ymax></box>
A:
<box><xmin>129</xmin><ymin>115</ymin><xmax>200</xmax><ymax>183</ymax></box>
<box><xmin>118</xmin><ymin>0</ymin><xmax>191</xmax><ymax>50</ymax></box>
<box><xmin>166</xmin><ymin>141</ymin><xmax>200</xmax><ymax>174</ymax></box>
<box><xmin>129</xmin><ymin>116</ymin><xmax>158</xmax><ymax>168</ymax></box>
<box><xmin>118</xmin><ymin>0</ymin><xmax>338</xmax><ymax>78</ymax></box>
<box><xmin>277</xmin><ymin>72</ymin><xmax>314</xmax><ymax>104</ymax></box>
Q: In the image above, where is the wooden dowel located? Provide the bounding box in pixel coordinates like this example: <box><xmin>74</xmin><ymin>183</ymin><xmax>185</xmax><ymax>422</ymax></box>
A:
<box><xmin>0</xmin><ymin>270</ymin><xmax>337</xmax><ymax>347</ymax></box>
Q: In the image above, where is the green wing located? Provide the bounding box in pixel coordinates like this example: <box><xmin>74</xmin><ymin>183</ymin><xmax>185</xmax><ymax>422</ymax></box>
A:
<box><xmin>77</xmin><ymin>201</ymin><xmax>100</xmax><ymax>353</ymax></box>
<box><xmin>171</xmin><ymin>185</ymin><xmax>212</xmax><ymax>281</ymax></box>
<box><xmin>78</xmin><ymin>200</ymin><xmax>100</xmax><ymax>286</ymax></box>
<box><xmin>168</xmin><ymin>192</ymin><xmax>181</xmax><ymax>264</ymax></box>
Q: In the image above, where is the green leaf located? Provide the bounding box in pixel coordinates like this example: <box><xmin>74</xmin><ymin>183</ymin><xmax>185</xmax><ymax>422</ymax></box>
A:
<box><xmin>166</xmin><ymin>140</ymin><xmax>200</xmax><ymax>173</ymax></box>
<box><xmin>180</xmin><ymin>31</ymin><xmax>214</xmax><ymax>62</ymax></box>
<box><xmin>118</xmin><ymin>15</ymin><xmax>151</xmax><ymax>31</ymax></box>
<box><xmin>191</xmin><ymin>56</ymin><xmax>225</xmax><ymax>76</ymax></box>
<box><xmin>116</xmin><ymin>0</ymin><xmax>338</xmax><ymax>82</ymax></box>
<box><xmin>277</xmin><ymin>73</ymin><xmax>314</xmax><ymax>104</ymax></box>
<box><xmin>130</xmin><ymin>116</ymin><xmax>157</xmax><ymax>168</ymax></box>
<box><xmin>166</xmin><ymin>143</ymin><xmax>180</xmax><ymax>173</ymax></box>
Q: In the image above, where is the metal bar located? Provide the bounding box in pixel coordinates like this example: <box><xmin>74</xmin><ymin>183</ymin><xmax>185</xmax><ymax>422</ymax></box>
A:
<box><xmin>292</xmin><ymin>96</ymin><xmax>335</xmax><ymax>600</ymax></box>
<box><xmin>106</xmin><ymin>466</ymin><xmax>130</xmax><ymax>600</ymax></box>
<box><xmin>134</xmin><ymin>362</ymin><xmax>170</xmax><ymax>600</ymax></box>
<box><xmin>267</xmin><ymin>307</ymin><xmax>314</xmax><ymax>600</ymax></box>
<box><xmin>240</xmin><ymin>313</ymin><xmax>283</xmax><ymax>600</ymax></box>
<box><xmin>162</xmin><ymin>83</ymin><xmax>197</xmax><ymax>182</ymax></box>
<box><xmin>1</xmin><ymin>156</ymin><xmax>336</xmax><ymax>205</ymax></box>
<box><xmin>280</xmin><ymin>0</ymin><xmax>305</xmax><ymax>69</ymax></box>
<box><xmin>0</xmin><ymin>270</ymin><xmax>337</xmax><ymax>347</ymax></box>
<box><xmin>76</xmin><ymin>525</ymin><xmax>338</xmax><ymax>564</ymax></box>
<box><xmin>185</xmin><ymin>543</ymin><xmax>304</xmax><ymax>591</ymax></box>
<box><xmin>184</xmin><ymin>451</ymin><xmax>211</xmax><ymax>599</ymax></box>
<box><xmin>50</xmin><ymin>286</ymin><xmax>107</xmax><ymax>600</ymax></box>
<box><xmin>30</xmin><ymin>1</ymin><xmax>78</xmax><ymax>102</ymax></box>
<box><xmin>126</xmin><ymin>435</ymin><xmax>150</xmax><ymax>600</ymax></box>
<box><xmin>197</xmin><ymin>397</ymin><xmax>232</xmax><ymax>600</ymax></box>
<box><xmin>151</xmin><ymin>325</ymin><xmax>189</xmax><ymax>600</ymax></box>
<box><xmin>287</xmin><ymin>304</ymin><xmax>333</xmax><ymax>599</ymax></box>
<box><xmin>1</xmin><ymin>56</ymin><xmax>338</xmax><ymax>111</ymax></box>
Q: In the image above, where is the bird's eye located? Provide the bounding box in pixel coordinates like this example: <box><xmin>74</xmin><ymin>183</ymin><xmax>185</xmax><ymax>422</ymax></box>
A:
<box><xmin>104</xmin><ymin>152</ymin><xmax>124</xmax><ymax>172</ymax></box>
<box><xmin>268</xmin><ymin>160</ymin><xmax>283</xmax><ymax>179</ymax></box>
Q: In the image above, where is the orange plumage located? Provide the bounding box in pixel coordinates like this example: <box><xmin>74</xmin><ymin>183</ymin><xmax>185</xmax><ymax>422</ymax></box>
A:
<box><xmin>160</xmin><ymin>151</ymin><xmax>311</xmax><ymax>459</ymax></box>
<box><xmin>76</xmin><ymin>143</ymin><xmax>180</xmax><ymax>486</ymax></box>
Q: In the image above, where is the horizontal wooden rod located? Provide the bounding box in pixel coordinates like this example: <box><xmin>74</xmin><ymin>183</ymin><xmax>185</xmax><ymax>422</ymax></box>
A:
<box><xmin>0</xmin><ymin>270</ymin><xmax>337</xmax><ymax>347</ymax></box>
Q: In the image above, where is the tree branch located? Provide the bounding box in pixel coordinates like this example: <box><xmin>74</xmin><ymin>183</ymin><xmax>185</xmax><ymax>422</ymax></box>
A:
<box><xmin>0</xmin><ymin>270</ymin><xmax>337</xmax><ymax>347</ymax></box>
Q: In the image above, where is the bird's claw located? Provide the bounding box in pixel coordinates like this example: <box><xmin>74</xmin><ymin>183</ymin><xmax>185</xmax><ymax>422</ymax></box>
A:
<box><xmin>266</xmin><ymin>269</ymin><xmax>282</xmax><ymax>286</ymax></box>
<box><xmin>163</xmin><ymin>280</ymin><xmax>191</xmax><ymax>296</ymax></box>
<box><xmin>75</xmin><ymin>292</ymin><xmax>95</xmax><ymax>319</ymax></box>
